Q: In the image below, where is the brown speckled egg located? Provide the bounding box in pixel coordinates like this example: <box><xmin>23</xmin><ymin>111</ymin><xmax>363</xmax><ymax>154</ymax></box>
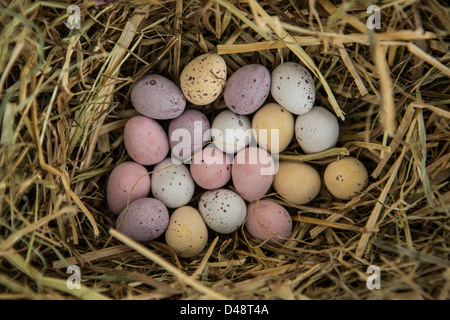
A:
<box><xmin>180</xmin><ymin>53</ymin><xmax>227</xmax><ymax>105</ymax></box>
<box><xmin>324</xmin><ymin>156</ymin><xmax>369</xmax><ymax>200</ymax></box>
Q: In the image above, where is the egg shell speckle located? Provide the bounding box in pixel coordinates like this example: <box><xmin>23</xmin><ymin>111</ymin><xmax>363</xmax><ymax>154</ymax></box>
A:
<box><xmin>231</xmin><ymin>147</ymin><xmax>275</xmax><ymax>202</ymax></box>
<box><xmin>151</xmin><ymin>158</ymin><xmax>195</xmax><ymax>208</ymax></box>
<box><xmin>323</xmin><ymin>157</ymin><xmax>369</xmax><ymax>200</ymax></box>
<box><xmin>211</xmin><ymin>110</ymin><xmax>252</xmax><ymax>154</ymax></box>
<box><xmin>124</xmin><ymin>115</ymin><xmax>169</xmax><ymax>166</ymax></box>
<box><xmin>252</xmin><ymin>103</ymin><xmax>294</xmax><ymax>153</ymax></box>
<box><xmin>224</xmin><ymin>64</ymin><xmax>271</xmax><ymax>115</ymax></box>
<box><xmin>273</xmin><ymin>161</ymin><xmax>321</xmax><ymax>205</ymax></box>
<box><xmin>246</xmin><ymin>200</ymin><xmax>292</xmax><ymax>244</ymax></box>
<box><xmin>198</xmin><ymin>189</ymin><xmax>246</xmax><ymax>234</ymax></box>
<box><xmin>106</xmin><ymin>161</ymin><xmax>151</xmax><ymax>215</ymax></box>
<box><xmin>165</xmin><ymin>206</ymin><xmax>208</xmax><ymax>258</ymax></box>
<box><xmin>180</xmin><ymin>53</ymin><xmax>227</xmax><ymax>105</ymax></box>
<box><xmin>190</xmin><ymin>147</ymin><xmax>232</xmax><ymax>190</ymax></box>
<box><xmin>116</xmin><ymin>197</ymin><xmax>169</xmax><ymax>242</ymax></box>
<box><xmin>270</xmin><ymin>62</ymin><xmax>315</xmax><ymax>115</ymax></box>
<box><xmin>295</xmin><ymin>106</ymin><xmax>339</xmax><ymax>154</ymax></box>
<box><xmin>130</xmin><ymin>74</ymin><xmax>186</xmax><ymax>120</ymax></box>
<box><xmin>168</xmin><ymin>109</ymin><xmax>211</xmax><ymax>161</ymax></box>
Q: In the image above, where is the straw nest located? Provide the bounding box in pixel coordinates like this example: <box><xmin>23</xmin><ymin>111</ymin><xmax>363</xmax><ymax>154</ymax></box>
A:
<box><xmin>0</xmin><ymin>0</ymin><xmax>449</xmax><ymax>300</ymax></box>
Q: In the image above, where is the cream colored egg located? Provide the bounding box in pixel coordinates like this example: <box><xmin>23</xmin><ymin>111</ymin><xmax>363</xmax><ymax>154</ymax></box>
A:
<box><xmin>273</xmin><ymin>161</ymin><xmax>321</xmax><ymax>205</ymax></box>
<box><xmin>252</xmin><ymin>103</ymin><xmax>294</xmax><ymax>153</ymax></box>
<box><xmin>324</xmin><ymin>157</ymin><xmax>369</xmax><ymax>200</ymax></box>
<box><xmin>165</xmin><ymin>206</ymin><xmax>208</xmax><ymax>258</ymax></box>
<box><xmin>180</xmin><ymin>53</ymin><xmax>227</xmax><ymax>105</ymax></box>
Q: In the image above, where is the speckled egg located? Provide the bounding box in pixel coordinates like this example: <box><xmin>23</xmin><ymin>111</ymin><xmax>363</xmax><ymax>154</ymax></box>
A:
<box><xmin>252</xmin><ymin>103</ymin><xmax>294</xmax><ymax>153</ymax></box>
<box><xmin>151</xmin><ymin>158</ymin><xmax>195</xmax><ymax>208</ymax></box>
<box><xmin>106</xmin><ymin>161</ymin><xmax>151</xmax><ymax>215</ymax></box>
<box><xmin>223</xmin><ymin>64</ymin><xmax>271</xmax><ymax>115</ymax></box>
<box><xmin>231</xmin><ymin>147</ymin><xmax>276</xmax><ymax>201</ymax></box>
<box><xmin>199</xmin><ymin>189</ymin><xmax>247</xmax><ymax>234</ymax></box>
<box><xmin>190</xmin><ymin>147</ymin><xmax>232</xmax><ymax>190</ymax></box>
<box><xmin>295</xmin><ymin>106</ymin><xmax>339</xmax><ymax>154</ymax></box>
<box><xmin>124</xmin><ymin>115</ymin><xmax>169</xmax><ymax>166</ymax></box>
<box><xmin>180</xmin><ymin>53</ymin><xmax>227</xmax><ymax>105</ymax></box>
<box><xmin>130</xmin><ymin>74</ymin><xmax>186</xmax><ymax>120</ymax></box>
<box><xmin>168</xmin><ymin>109</ymin><xmax>211</xmax><ymax>161</ymax></box>
<box><xmin>273</xmin><ymin>161</ymin><xmax>321</xmax><ymax>205</ymax></box>
<box><xmin>115</xmin><ymin>197</ymin><xmax>169</xmax><ymax>242</ymax></box>
<box><xmin>246</xmin><ymin>200</ymin><xmax>292</xmax><ymax>244</ymax></box>
<box><xmin>323</xmin><ymin>156</ymin><xmax>369</xmax><ymax>200</ymax></box>
<box><xmin>165</xmin><ymin>206</ymin><xmax>208</xmax><ymax>258</ymax></box>
<box><xmin>211</xmin><ymin>110</ymin><xmax>252</xmax><ymax>154</ymax></box>
<box><xmin>271</xmin><ymin>62</ymin><xmax>315</xmax><ymax>115</ymax></box>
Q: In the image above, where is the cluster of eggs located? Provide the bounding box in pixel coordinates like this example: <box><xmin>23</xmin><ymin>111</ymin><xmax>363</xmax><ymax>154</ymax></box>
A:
<box><xmin>106</xmin><ymin>53</ymin><xmax>369</xmax><ymax>258</ymax></box>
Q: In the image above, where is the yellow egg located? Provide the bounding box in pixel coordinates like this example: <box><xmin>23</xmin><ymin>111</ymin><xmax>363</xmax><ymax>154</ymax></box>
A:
<box><xmin>252</xmin><ymin>103</ymin><xmax>294</xmax><ymax>153</ymax></box>
<box><xmin>165</xmin><ymin>206</ymin><xmax>208</xmax><ymax>258</ymax></box>
<box><xmin>180</xmin><ymin>53</ymin><xmax>227</xmax><ymax>105</ymax></box>
<box><xmin>273</xmin><ymin>161</ymin><xmax>321</xmax><ymax>205</ymax></box>
<box><xmin>323</xmin><ymin>157</ymin><xmax>369</xmax><ymax>200</ymax></box>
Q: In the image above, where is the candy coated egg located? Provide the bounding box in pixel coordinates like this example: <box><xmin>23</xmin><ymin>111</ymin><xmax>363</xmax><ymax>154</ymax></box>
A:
<box><xmin>211</xmin><ymin>110</ymin><xmax>252</xmax><ymax>154</ymax></box>
<box><xmin>106</xmin><ymin>161</ymin><xmax>151</xmax><ymax>215</ymax></box>
<box><xmin>252</xmin><ymin>103</ymin><xmax>294</xmax><ymax>153</ymax></box>
<box><xmin>130</xmin><ymin>74</ymin><xmax>186</xmax><ymax>120</ymax></box>
<box><xmin>323</xmin><ymin>157</ymin><xmax>369</xmax><ymax>200</ymax></box>
<box><xmin>246</xmin><ymin>200</ymin><xmax>292</xmax><ymax>244</ymax></box>
<box><xmin>295</xmin><ymin>106</ymin><xmax>339</xmax><ymax>154</ymax></box>
<box><xmin>151</xmin><ymin>158</ymin><xmax>195</xmax><ymax>208</ymax></box>
<box><xmin>271</xmin><ymin>62</ymin><xmax>315</xmax><ymax>115</ymax></box>
<box><xmin>180</xmin><ymin>53</ymin><xmax>227</xmax><ymax>105</ymax></box>
<box><xmin>198</xmin><ymin>189</ymin><xmax>247</xmax><ymax>234</ymax></box>
<box><xmin>124</xmin><ymin>115</ymin><xmax>169</xmax><ymax>166</ymax></box>
<box><xmin>223</xmin><ymin>64</ymin><xmax>271</xmax><ymax>115</ymax></box>
<box><xmin>231</xmin><ymin>147</ymin><xmax>275</xmax><ymax>201</ymax></box>
<box><xmin>165</xmin><ymin>206</ymin><xmax>208</xmax><ymax>258</ymax></box>
<box><xmin>116</xmin><ymin>197</ymin><xmax>169</xmax><ymax>242</ymax></box>
<box><xmin>273</xmin><ymin>161</ymin><xmax>321</xmax><ymax>205</ymax></box>
<box><xmin>190</xmin><ymin>147</ymin><xmax>232</xmax><ymax>190</ymax></box>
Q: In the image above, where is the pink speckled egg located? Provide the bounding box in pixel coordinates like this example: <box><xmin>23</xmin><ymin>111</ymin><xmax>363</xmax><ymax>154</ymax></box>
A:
<box><xmin>115</xmin><ymin>197</ymin><xmax>169</xmax><ymax>242</ymax></box>
<box><xmin>190</xmin><ymin>147</ymin><xmax>232</xmax><ymax>190</ymax></box>
<box><xmin>246</xmin><ymin>200</ymin><xmax>292</xmax><ymax>244</ymax></box>
<box><xmin>106</xmin><ymin>161</ymin><xmax>151</xmax><ymax>215</ymax></box>
<box><xmin>231</xmin><ymin>147</ymin><xmax>275</xmax><ymax>201</ymax></box>
<box><xmin>124</xmin><ymin>115</ymin><xmax>169</xmax><ymax>166</ymax></box>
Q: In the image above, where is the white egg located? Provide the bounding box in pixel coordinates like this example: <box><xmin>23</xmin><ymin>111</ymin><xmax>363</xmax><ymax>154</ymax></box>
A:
<box><xmin>198</xmin><ymin>188</ymin><xmax>247</xmax><ymax>234</ymax></box>
<box><xmin>271</xmin><ymin>62</ymin><xmax>315</xmax><ymax>115</ymax></box>
<box><xmin>151</xmin><ymin>158</ymin><xmax>195</xmax><ymax>208</ymax></box>
<box><xmin>210</xmin><ymin>110</ymin><xmax>253</xmax><ymax>154</ymax></box>
<box><xmin>295</xmin><ymin>106</ymin><xmax>339</xmax><ymax>154</ymax></box>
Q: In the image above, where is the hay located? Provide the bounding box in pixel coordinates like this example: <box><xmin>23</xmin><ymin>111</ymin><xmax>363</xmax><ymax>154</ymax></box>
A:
<box><xmin>0</xmin><ymin>0</ymin><xmax>449</xmax><ymax>300</ymax></box>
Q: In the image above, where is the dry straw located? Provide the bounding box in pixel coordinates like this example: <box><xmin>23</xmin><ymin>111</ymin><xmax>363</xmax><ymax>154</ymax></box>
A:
<box><xmin>0</xmin><ymin>0</ymin><xmax>449</xmax><ymax>300</ymax></box>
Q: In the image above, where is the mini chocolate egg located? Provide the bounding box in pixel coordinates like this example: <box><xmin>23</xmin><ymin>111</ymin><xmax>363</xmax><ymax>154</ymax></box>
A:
<box><xmin>252</xmin><ymin>103</ymin><xmax>294</xmax><ymax>153</ymax></box>
<box><xmin>272</xmin><ymin>161</ymin><xmax>321</xmax><ymax>205</ymax></box>
<box><xmin>271</xmin><ymin>62</ymin><xmax>315</xmax><ymax>115</ymax></box>
<box><xmin>180</xmin><ymin>53</ymin><xmax>227</xmax><ymax>105</ymax></box>
<box><xmin>231</xmin><ymin>147</ymin><xmax>276</xmax><ymax>202</ymax></box>
<box><xmin>295</xmin><ymin>106</ymin><xmax>339</xmax><ymax>154</ymax></box>
<box><xmin>116</xmin><ymin>197</ymin><xmax>169</xmax><ymax>242</ymax></box>
<box><xmin>168</xmin><ymin>109</ymin><xmax>211</xmax><ymax>161</ymax></box>
<box><xmin>223</xmin><ymin>64</ymin><xmax>271</xmax><ymax>115</ymax></box>
<box><xmin>211</xmin><ymin>110</ymin><xmax>252</xmax><ymax>154</ymax></box>
<box><xmin>246</xmin><ymin>200</ymin><xmax>292</xmax><ymax>244</ymax></box>
<box><xmin>323</xmin><ymin>156</ymin><xmax>369</xmax><ymax>200</ymax></box>
<box><xmin>151</xmin><ymin>158</ymin><xmax>195</xmax><ymax>208</ymax></box>
<box><xmin>130</xmin><ymin>74</ymin><xmax>186</xmax><ymax>120</ymax></box>
<box><xmin>198</xmin><ymin>188</ymin><xmax>247</xmax><ymax>234</ymax></box>
<box><xmin>190</xmin><ymin>147</ymin><xmax>232</xmax><ymax>190</ymax></box>
<box><xmin>106</xmin><ymin>161</ymin><xmax>151</xmax><ymax>215</ymax></box>
<box><xmin>165</xmin><ymin>206</ymin><xmax>208</xmax><ymax>258</ymax></box>
<box><xmin>124</xmin><ymin>115</ymin><xmax>169</xmax><ymax>166</ymax></box>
